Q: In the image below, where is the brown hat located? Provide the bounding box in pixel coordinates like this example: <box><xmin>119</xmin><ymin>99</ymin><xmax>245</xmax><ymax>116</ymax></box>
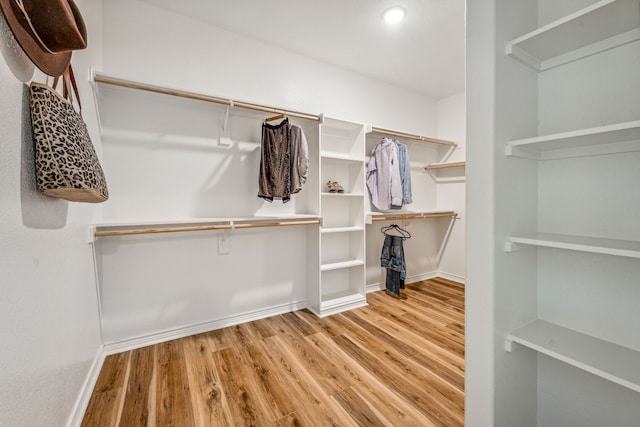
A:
<box><xmin>0</xmin><ymin>0</ymin><xmax>87</xmax><ymax>77</ymax></box>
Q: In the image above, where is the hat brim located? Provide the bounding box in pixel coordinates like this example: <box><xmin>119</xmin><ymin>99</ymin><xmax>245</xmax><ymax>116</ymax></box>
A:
<box><xmin>0</xmin><ymin>0</ymin><xmax>74</xmax><ymax>76</ymax></box>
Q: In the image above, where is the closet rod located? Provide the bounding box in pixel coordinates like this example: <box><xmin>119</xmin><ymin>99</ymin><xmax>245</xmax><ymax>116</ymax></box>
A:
<box><xmin>370</xmin><ymin>127</ymin><xmax>457</xmax><ymax>147</ymax></box>
<box><xmin>91</xmin><ymin>72</ymin><xmax>321</xmax><ymax>122</ymax></box>
<box><xmin>425</xmin><ymin>161</ymin><xmax>466</xmax><ymax>170</ymax></box>
<box><xmin>371</xmin><ymin>212</ymin><xmax>457</xmax><ymax>222</ymax></box>
<box><xmin>94</xmin><ymin>219</ymin><xmax>321</xmax><ymax>238</ymax></box>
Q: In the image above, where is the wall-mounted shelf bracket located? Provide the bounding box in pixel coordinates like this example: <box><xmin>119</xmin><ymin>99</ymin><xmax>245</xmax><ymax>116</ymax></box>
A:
<box><xmin>504</xmin><ymin>336</ymin><xmax>516</xmax><ymax>352</ymax></box>
<box><xmin>504</xmin><ymin>240</ymin><xmax>532</xmax><ymax>253</ymax></box>
<box><xmin>505</xmin><ymin>145</ymin><xmax>541</xmax><ymax>160</ymax></box>
<box><xmin>88</xmin><ymin>226</ymin><xmax>97</xmax><ymax>244</ymax></box>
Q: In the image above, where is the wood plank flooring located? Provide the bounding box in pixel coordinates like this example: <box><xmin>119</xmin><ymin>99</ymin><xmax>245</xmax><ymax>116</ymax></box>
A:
<box><xmin>81</xmin><ymin>277</ymin><xmax>464</xmax><ymax>426</ymax></box>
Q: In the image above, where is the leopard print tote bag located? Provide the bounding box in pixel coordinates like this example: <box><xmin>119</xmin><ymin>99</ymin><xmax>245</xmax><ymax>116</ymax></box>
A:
<box><xmin>29</xmin><ymin>66</ymin><xmax>109</xmax><ymax>203</ymax></box>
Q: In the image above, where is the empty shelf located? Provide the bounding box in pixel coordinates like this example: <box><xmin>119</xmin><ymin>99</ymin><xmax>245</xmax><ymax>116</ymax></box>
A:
<box><xmin>505</xmin><ymin>319</ymin><xmax>640</xmax><ymax>392</ymax></box>
<box><xmin>506</xmin><ymin>0</ymin><xmax>640</xmax><ymax>71</ymax></box>
<box><xmin>320</xmin><ymin>153</ymin><xmax>364</xmax><ymax>163</ymax></box>
<box><xmin>320</xmin><ymin>192</ymin><xmax>364</xmax><ymax>197</ymax></box>
<box><xmin>321</xmin><ymin>226</ymin><xmax>365</xmax><ymax>234</ymax></box>
<box><xmin>320</xmin><ymin>289</ymin><xmax>367</xmax><ymax>311</ymax></box>
<box><xmin>320</xmin><ymin>260</ymin><xmax>365</xmax><ymax>272</ymax></box>
<box><xmin>506</xmin><ymin>232</ymin><xmax>640</xmax><ymax>259</ymax></box>
<box><xmin>506</xmin><ymin>120</ymin><xmax>640</xmax><ymax>159</ymax></box>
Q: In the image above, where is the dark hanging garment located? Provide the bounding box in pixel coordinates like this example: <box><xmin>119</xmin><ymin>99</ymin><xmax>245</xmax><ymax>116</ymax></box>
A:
<box><xmin>380</xmin><ymin>225</ymin><xmax>411</xmax><ymax>297</ymax></box>
<box><xmin>258</xmin><ymin>118</ymin><xmax>292</xmax><ymax>203</ymax></box>
<box><xmin>258</xmin><ymin>118</ymin><xmax>309</xmax><ymax>203</ymax></box>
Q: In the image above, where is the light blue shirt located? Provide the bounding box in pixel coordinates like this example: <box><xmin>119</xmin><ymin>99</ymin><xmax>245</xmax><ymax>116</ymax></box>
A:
<box><xmin>393</xmin><ymin>139</ymin><xmax>413</xmax><ymax>206</ymax></box>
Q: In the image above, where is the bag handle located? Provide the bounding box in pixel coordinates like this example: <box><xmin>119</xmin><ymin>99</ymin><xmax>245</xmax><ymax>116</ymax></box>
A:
<box><xmin>52</xmin><ymin>65</ymin><xmax>82</xmax><ymax>114</ymax></box>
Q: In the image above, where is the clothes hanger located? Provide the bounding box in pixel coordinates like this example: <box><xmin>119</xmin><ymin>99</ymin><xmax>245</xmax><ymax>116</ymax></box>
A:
<box><xmin>380</xmin><ymin>224</ymin><xmax>411</xmax><ymax>239</ymax></box>
<box><xmin>264</xmin><ymin>112</ymin><xmax>287</xmax><ymax>123</ymax></box>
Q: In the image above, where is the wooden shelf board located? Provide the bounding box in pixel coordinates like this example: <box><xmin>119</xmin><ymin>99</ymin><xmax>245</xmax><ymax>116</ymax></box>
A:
<box><xmin>506</xmin><ymin>319</ymin><xmax>640</xmax><ymax>392</ymax></box>
<box><xmin>507</xmin><ymin>232</ymin><xmax>640</xmax><ymax>258</ymax></box>
<box><xmin>506</xmin><ymin>120</ymin><xmax>640</xmax><ymax>159</ymax></box>
<box><xmin>506</xmin><ymin>0</ymin><xmax>640</xmax><ymax>71</ymax></box>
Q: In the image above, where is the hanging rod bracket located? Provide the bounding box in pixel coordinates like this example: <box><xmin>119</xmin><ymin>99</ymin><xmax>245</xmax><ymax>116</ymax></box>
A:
<box><xmin>219</xmin><ymin>105</ymin><xmax>232</xmax><ymax>146</ymax></box>
<box><xmin>88</xmin><ymin>226</ymin><xmax>97</xmax><ymax>244</ymax></box>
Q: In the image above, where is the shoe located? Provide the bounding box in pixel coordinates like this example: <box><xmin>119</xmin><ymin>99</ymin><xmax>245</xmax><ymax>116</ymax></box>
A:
<box><xmin>327</xmin><ymin>180</ymin><xmax>344</xmax><ymax>193</ymax></box>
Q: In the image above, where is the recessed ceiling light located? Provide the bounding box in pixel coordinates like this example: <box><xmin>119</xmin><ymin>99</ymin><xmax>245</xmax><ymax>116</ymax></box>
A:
<box><xmin>383</xmin><ymin>6</ymin><xmax>406</xmax><ymax>24</ymax></box>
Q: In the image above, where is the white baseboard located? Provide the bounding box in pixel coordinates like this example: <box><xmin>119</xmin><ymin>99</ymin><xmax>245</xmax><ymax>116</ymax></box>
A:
<box><xmin>366</xmin><ymin>271</ymin><xmax>439</xmax><ymax>293</ymax></box>
<box><xmin>437</xmin><ymin>271</ymin><xmax>466</xmax><ymax>284</ymax></box>
<box><xmin>103</xmin><ymin>300</ymin><xmax>308</xmax><ymax>355</ymax></box>
<box><xmin>366</xmin><ymin>270</ymin><xmax>465</xmax><ymax>293</ymax></box>
<box><xmin>66</xmin><ymin>345</ymin><xmax>106</xmax><ymax>427</ymax></box>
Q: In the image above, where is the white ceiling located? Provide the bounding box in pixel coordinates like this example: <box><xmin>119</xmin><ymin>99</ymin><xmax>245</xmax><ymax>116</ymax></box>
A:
<box><xmin>142</xmin><ymin>0</ymin><xmax>466</xmax><ymax>99</ymax></box>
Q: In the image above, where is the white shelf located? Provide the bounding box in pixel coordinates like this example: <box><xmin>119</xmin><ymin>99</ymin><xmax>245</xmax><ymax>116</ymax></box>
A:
<box><xmin>506</xmin><ymin>120</ymin><xmax>640</xmax><ymax>160</ymax></box>
<box><xmin>505</xmin><ymin>319</ymin><xmax>640</xmax><ymax>392</ymax></box>
<box><xmin>506</xmin><ymin>0</ymin><xmax>640</xmax><ymax>71</ymax></box>
<box><xmin>320</xmin><ymin>153</ymin><xmax>364</xmax><ymax>163</ymax></box>
<box><xmin>506</xmin><ymin>232</ymin><xmax>640</xmax><ymax>259</ymax></box>
<box><xmin>320</xmin><ymin>259</ymin><xmax>365</xmax><ymax>272</ymax></box>
<box><xmin>320</xmin><ymin>192</ymin><xmax>364</xmax><ymax>197</ymax></box>
<box><xmin>320</xmin><ymin>290</ymin><xmax>367</xmax><ymax>313</ymax></box>
<box><xmin>321</xmin><ymin>226</ymin><xmax>365</xmax><ymax>234</ymax></box>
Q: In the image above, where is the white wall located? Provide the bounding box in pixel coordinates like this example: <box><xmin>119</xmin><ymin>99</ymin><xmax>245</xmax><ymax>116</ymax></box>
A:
<box><xmin>101</xmin><ymin>0</ymin><xmax>438</xmax><ymax>136</ymax></box>
<box><xmin>0</xmin><ymin>0</ymin><xmax>103</xmax><ymax>426</ymax></box>
<box><xmin>464</xmin><ymin>0</ymin><xmax>496</xmax><ymax>425</ymax></box>
<box><xmin>436</xmin><ymin>92</ymin><xmax>466</xmax><ymax>282</ymax></box>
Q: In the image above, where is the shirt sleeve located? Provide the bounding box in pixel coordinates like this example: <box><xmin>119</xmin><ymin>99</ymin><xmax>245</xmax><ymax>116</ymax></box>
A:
<box><xmin>389</xmin><ymin>143</ymin><xmax>403</xmax><ymax>208</ymax></box>
<box><xmin>297</xmin><ymin>126</ymin><xmax>309</xmax><ymax>184</ymax></box>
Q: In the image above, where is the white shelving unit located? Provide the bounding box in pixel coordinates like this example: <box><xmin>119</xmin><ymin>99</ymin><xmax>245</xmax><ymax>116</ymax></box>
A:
<box><xmin>308</xmin><ymin>117</ymin><xmax>367</xmax><ymax>317</ymax></box>
<box><xmin>505</xmin><ymin>319</ymin><xmax>640</xmax><ymax>392</ymax></box>
<box><xmin>506</xmin><ymin>0</ymin><xmax>640</xmax><ymax>71</ymax></box>
<box><xmin>495</xmin><ymin>0</ymin><xmax>640</xmax><ymax>424</ymax></box>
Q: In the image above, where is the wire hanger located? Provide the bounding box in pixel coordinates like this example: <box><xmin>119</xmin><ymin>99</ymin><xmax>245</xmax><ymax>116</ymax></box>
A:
<box><xmin>381</xmin><ymin>224</ymin><xmax>411</xmax><ymax>239</ymax></box>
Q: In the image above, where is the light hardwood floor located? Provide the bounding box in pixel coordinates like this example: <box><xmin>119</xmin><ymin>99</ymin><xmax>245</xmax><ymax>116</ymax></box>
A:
<box><xmin>81</xmin><ymin>277</ymin><xmax>464</xmax><ymax>426</ymax></box>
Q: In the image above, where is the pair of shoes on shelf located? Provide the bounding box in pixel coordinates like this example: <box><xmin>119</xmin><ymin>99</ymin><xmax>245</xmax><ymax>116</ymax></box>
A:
<box><xmin>327</xmin><ymin>180</ymin><xmax>345</xmax><ymax>193</ymax></box>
